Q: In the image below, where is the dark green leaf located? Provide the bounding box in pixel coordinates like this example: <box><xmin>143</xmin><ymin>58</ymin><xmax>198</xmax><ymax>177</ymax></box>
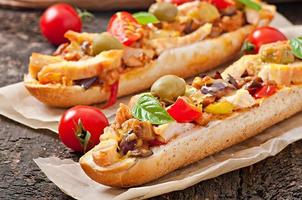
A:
<box><xmin>242</xmin><ymin>41</ymin><xmax>255</xmax><ymax>53</ymax></box>
<box><xmin>290</xmin><ymin>37</ymin><xmax>302</xmax><ymax>59</ymax></box>
<box><xmin>133</xmin><ymin>12</ymin><xmax>159</xmax><ymax>25</ymax></box>
<box><xmin>132</xmin><ymin>94</ymin><xmax>174</xmax><ymax>125</ymax></box>
<box><xmin>237</xmin><ymin>0</ymin><xmax>261</xmax><ymax>11</ymax></box>
<box><xmin>76</xmin><ymin>119</ymin><xmax>91</xmax><ymax>153</ymax></box>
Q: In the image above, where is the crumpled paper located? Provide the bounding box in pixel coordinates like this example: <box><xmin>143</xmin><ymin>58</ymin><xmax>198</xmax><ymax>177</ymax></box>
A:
<box><xmin>0</xmin><ymin>13</ymin><xmax>297</xmax><ymax>134</ymax></box>
<box><xmin>1</xmin><ymin>13</ymin><xmax>302</xmax><ymax>199</ymax></box>
<box><xmin>34</xmin><ymin>112</ymin><xmax>302</xmax><ymax>200</ymax></box>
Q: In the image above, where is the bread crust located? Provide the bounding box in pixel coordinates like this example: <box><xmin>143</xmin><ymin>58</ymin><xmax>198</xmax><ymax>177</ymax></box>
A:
<box><xmin>80</xmin><ymin>85</ymin><xmax>302</xmax><ymax>187</ymax></box>
<box><xmin>24</xmin><ymin>25</ymin><xmax>254</xmax><ymax>108</ymax></box>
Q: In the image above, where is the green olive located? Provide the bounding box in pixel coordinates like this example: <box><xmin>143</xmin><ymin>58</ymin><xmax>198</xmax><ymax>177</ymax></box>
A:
<box><xmin>149</xmin><ymin>2</ymin><xmax>178</xmax><ymax>22</ymax></box>
<box><xmin>151</xmin><ymin>75</ymin><xmax>186</xmax><ymax>103</ymax></box>
<box><xmin>92</xmin><ymin>32</ymin><xmax>123</xmax><ymax>56</ymax></box>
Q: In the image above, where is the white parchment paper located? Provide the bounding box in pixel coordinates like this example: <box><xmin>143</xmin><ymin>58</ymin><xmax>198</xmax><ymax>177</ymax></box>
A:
<box><xmin>0</xmin><ymin>12</ymin><xmax>301</xmax><ymax>200</ymax></box>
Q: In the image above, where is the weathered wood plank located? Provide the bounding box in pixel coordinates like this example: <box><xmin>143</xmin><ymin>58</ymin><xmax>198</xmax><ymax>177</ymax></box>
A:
<box><xmin>0</xmin><ymin>3</ymin><xmax>301</xmax><ymax>199</ymax></box>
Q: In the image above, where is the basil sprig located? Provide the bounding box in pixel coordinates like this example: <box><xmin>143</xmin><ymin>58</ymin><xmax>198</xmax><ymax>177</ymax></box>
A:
<box><xmin>132</xmin><ymin>94</ymin><xmax>174</xmax><ymax>125</ymax></box>
<box><xmin>290</xmin><ymin>37</ymin><xmax>302</xmax><ymax>59</ymax></box>
<box><xmin>133</xmin><ymin>12</ymin><xmax>159</xmax><ymax>25</ymax></box>
<box><xmin>238</xmin><ymin>0</ymin><xmax>261</xmax><ymax>11</ymax></box>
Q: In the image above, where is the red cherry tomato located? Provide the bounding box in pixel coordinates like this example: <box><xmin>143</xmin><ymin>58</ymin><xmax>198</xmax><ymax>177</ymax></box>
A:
<box><xmin>254</xmin><ymin>85</ymin><xmax>278</xmax><ymax>99</ymax></box>
<box><xmin>164</xmin><ymin>0</ymin><xmax>194</xmax><ymax>5</ymax></box>
<box><xmin>40</xmin><ymin>3</ymin><xmax>82</xmax><ymax>46</ymax></box>
<box><xmin>58</xmin><ymin>106</ymin><xmax>109</xmax><ymax>153</ymax></box>
<box><xmin>107</xmin><ymin>12</ymin><xmax>142</xmax><ymax>46</ymax></box>
<box><xmin>167</xmin><ymin>97</ymin><xmax>202</xmax><ymax>123</ymax></box>
<box><xmin>244</xmin><ymin>26</ymin><xmax>287</xmax><ymax>54</ymax></box>
<box><xmin>207</xmin><ymin>0</ymin><xmax>235</xmax><ymax>10</ymax></box>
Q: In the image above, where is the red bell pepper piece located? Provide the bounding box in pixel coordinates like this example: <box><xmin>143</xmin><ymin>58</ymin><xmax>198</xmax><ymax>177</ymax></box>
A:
<box><xmin>164</xmin><ymin>0</ymin><xmax>194</xmax><ymax>5</ymax></box>
<box><xmin>254</xmin><ymin>85</ymin><xmax>277</xmax><ymax>99</ymax></box>
<box><xmin>100</xmin><ymin>81</ymin><xmax>119</xmax><ymax>109</ymax></box>
<box><xmin>167</xmin><ymin>97</ymin><xmax>202</xmax><ymax>123</ymax></box>
<box><xmin>149</xmin><ymin>139</ymin><xmax>166</xmax><ymax>147</ymax></box>
<box><xmin>207</xmin><ymin>0</ymin><xmax>235</xmax><ymax>10</ymax></box>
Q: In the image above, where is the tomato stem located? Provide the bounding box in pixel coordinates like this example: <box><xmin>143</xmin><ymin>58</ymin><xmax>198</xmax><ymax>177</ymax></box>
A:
<box><xmin>75</xmin><ymin>119</ymin><xmax>91</xmax><ymax>153</ymax></box>
<box><xmin>242</xmin><ymin>41</ymin><xmax>255</xmax><ymax>54</ymax></box>
<box><xmin>76</xmin><ymin>7</ymin><xmax>94</xmax><ymax>21</ymax></box>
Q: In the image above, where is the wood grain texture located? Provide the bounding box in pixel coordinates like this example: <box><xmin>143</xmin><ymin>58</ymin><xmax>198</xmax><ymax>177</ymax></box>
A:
<box><xmin>0</xmin><ymin>0</ymin><xmax>154</xmax><ymax>10</ymax></box>
<box><xmin>0</xmin><ymin>3</ymin><xmax>302</xmax><ymax>199</ymax></box>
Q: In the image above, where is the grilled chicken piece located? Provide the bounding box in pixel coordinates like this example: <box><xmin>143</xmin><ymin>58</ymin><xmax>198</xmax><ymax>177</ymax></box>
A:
<box><xmin>64</xmin><ymin>31</ymin><xmax>97</xmax><ymax>44</ymax></box>
<box><xmin>29</xmin><ymin>53</ymin><xmax>64</xmax><ymax>79</ymax></box>
<box><xmin>37</xmin><ymin>50</ymin><xmax>123</xmax><ymax>84</ymax></box>
<box><xmin>220</xmin><ymin>11</ymin><xmax>245</xmax><ymax>32</ymax></box>
<box><xmin>122</xmin><ymin>119</ymin><xmax>155</xmax><ymax>142</ymax></box>
<box><xmin>146</xmin><ymin>23</ymin><xmax>212</xmax><ymax>54</ymax></box>
<box><xmin>123</xmin><ymin>47</ymin><xmax>155</xmax><ymax>67</ymax></box>
<box><xmin>115</xmin><ymin>103</ymin><xmax>132</xmax><ymax>127</ymax></box>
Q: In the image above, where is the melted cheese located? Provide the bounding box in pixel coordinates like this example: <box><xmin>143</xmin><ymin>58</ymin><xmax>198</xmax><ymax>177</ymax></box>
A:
<box><xmin>223</xmin><ymin>89</ymin><xmax>256</xmax><ymax>109</ymax></box>
<box><xmin>258</xmin><ymin>62</ymin><xmax>302</xmax><ymax>85</ymax></box>
<box><xmin>37</xmin><ymin>50</ymin><xmax>123</xmax><ymax>84</ymax></box>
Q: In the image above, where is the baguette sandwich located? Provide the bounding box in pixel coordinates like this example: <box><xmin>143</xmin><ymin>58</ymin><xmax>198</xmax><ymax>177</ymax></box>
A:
<box><xmin>24</xmin><ymin>0</ymin><xmax>275</xmax><ymax>107</ymax></box>
<box><xmin>80</xmin><ymin>40</ymin><xmax>302</xmax><ymax>187</ymax></box>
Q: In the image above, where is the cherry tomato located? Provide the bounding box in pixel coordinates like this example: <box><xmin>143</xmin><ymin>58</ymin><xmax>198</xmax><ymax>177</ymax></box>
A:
<box><xmin>167</xmin><ymin>97</ymin><xmax>202</xmax><ymax>123</ymax></box>
<box><xmin>40</xmin><ymin>3</ymin><xmax>82</xmax><ymax>46</ymax></box>
<box><xmin>207</xmin><ymin>0</ymin><xmax>235</xmax><ymax>10</ymax></box>
<box><xmin>107</xmin><ymin>12</ymin><xmax>142</xmax><ymax>46</ymax></box>
<box><xmin>244</xmin><ymin>26</ymin><xmax>287</xmax><ymax>54</ymax></box>
<box><xmin>164</xmin><ymin>0</ymin><xmax>194</xmax><ymax>5</ymax></box>
<box><xmin>58</xmin><ymin>106</ymin><xmax>109</xmax><ymax>153</ymax></box>
<box><xmin>254</xmin><ymin>85</ymin><xmax>278</xmax><ymax>99</ymax></box>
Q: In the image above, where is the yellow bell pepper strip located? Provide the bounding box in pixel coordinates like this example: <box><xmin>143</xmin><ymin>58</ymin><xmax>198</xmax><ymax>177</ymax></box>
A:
<box><xmin>205</xmin><ymin>101</ymin><xmax>234</xmax><ymax>114</ymax></box>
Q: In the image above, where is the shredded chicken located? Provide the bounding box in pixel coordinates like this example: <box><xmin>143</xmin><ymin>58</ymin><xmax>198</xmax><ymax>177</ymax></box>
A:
<box><xmin>122</xmin><ymin>119</ymin><xmax>155</xmax><ymax>142</ymax></box>
<box><xmin>195</xmin><ymin>112</ymin><xmax>213</xmax><ymax>126</ymax></box>
<box><xmin>123</xmin><ymin>47</ymin><xmax>155</xmax><ymax>67</ymax></box>
<box><xmin>37</xmin><ymin>50</ymin><xmax>123</xmax><ymax>84</ymax></box>
<box><xmin>29</xmin><ymin>53</ymin><xmax>64</xmax><ymax>79</ymax></box>
<box><xmin>146</xmin><ymin>23</ymin><xmax>212</xmax><ymax>55</ymax></box>
<box><xmin>220</xmin><ymin>11</ymin><xmax>245</xmax><ymax>32</ymax></box>
<box><xmin>64</xmin><ymin>31</ymin><xmax>97</xmax><ymax>44</ymax></box>
<box><xmin>115</xmin><ymin>104</ymin><xmax>132</xmax><ymax>127</ymax></box>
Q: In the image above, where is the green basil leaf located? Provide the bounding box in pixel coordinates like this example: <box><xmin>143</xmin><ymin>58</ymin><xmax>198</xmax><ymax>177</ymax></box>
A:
<box><xmin>290</xmin><ymin>37</ymin><xmax>302</xmax><ymax>59</ymax></box>
<box><xmin>132</xmin><ymin>94</ymin><xmax>174</xmax><ymax>125</ymax></box>
<box><xmin>238</xmin><ymin>0</ymin><xmax>261</xmax><ymax>11</ymax></box>
<box><xmin>133</xmin><ymin>12</ymin><xmax>159</xmax><ymax>25</ymax></box>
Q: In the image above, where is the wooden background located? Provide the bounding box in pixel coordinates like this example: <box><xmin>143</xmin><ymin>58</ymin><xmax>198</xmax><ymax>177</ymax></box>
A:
<box><xmin>0</xmin><ymin>0</ymin><xmax>300</xmax><ymax>10</ymax></box>
<box><xmin>0</xmin><ymin>2</ymin><xmax>301</xmax><ymax>199</ymax></box>
<box><xmin>1</xmin><ymin>0</ymin><xmax>155</xmax><ymax>10</ymax></box>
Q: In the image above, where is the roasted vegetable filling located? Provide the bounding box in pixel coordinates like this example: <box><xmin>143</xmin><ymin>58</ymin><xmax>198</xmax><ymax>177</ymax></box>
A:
<box><xmin>29</xmin><ymin>0</ymin><xmax>274</xmax><ymax>89</ymax></box>
<box><xmin>93</xmin><ymin>41</ymin><xmax>302</xmax><ymax>166</ymax></box>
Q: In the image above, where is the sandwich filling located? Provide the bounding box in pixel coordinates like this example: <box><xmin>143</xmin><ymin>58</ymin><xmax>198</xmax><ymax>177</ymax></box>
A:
<box><xmin>88</xmin><ymin>41</ymin><xmax>302</xmax><ymax>168</ymax></box>
<box><xmin>26</xmin><ymin>0</ymin><xmax>274</xmax><ymax>106</ymax></box>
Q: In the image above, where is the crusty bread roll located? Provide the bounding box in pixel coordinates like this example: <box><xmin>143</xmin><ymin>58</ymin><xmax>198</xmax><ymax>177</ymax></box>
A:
<box><xmin>24</xmin><ymin>25</ymin><xmax>254</xmax><ymax>107</ymax></box>
<box><xmin>80</xmin><ymin>85</ymin><xmax>302</xmax><ymax>187</ymax></box>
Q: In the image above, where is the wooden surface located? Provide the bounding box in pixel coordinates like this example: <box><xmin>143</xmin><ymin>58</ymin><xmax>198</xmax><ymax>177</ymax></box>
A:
<box><xmin>0</xmin><ymin>3</ymin><xmax>302</xmax><ymax>199</ymax></box>
<box><xmin>0</xmin><ymin>0</ymin><xmax>154</xmax><ymax>10</ymax></box>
